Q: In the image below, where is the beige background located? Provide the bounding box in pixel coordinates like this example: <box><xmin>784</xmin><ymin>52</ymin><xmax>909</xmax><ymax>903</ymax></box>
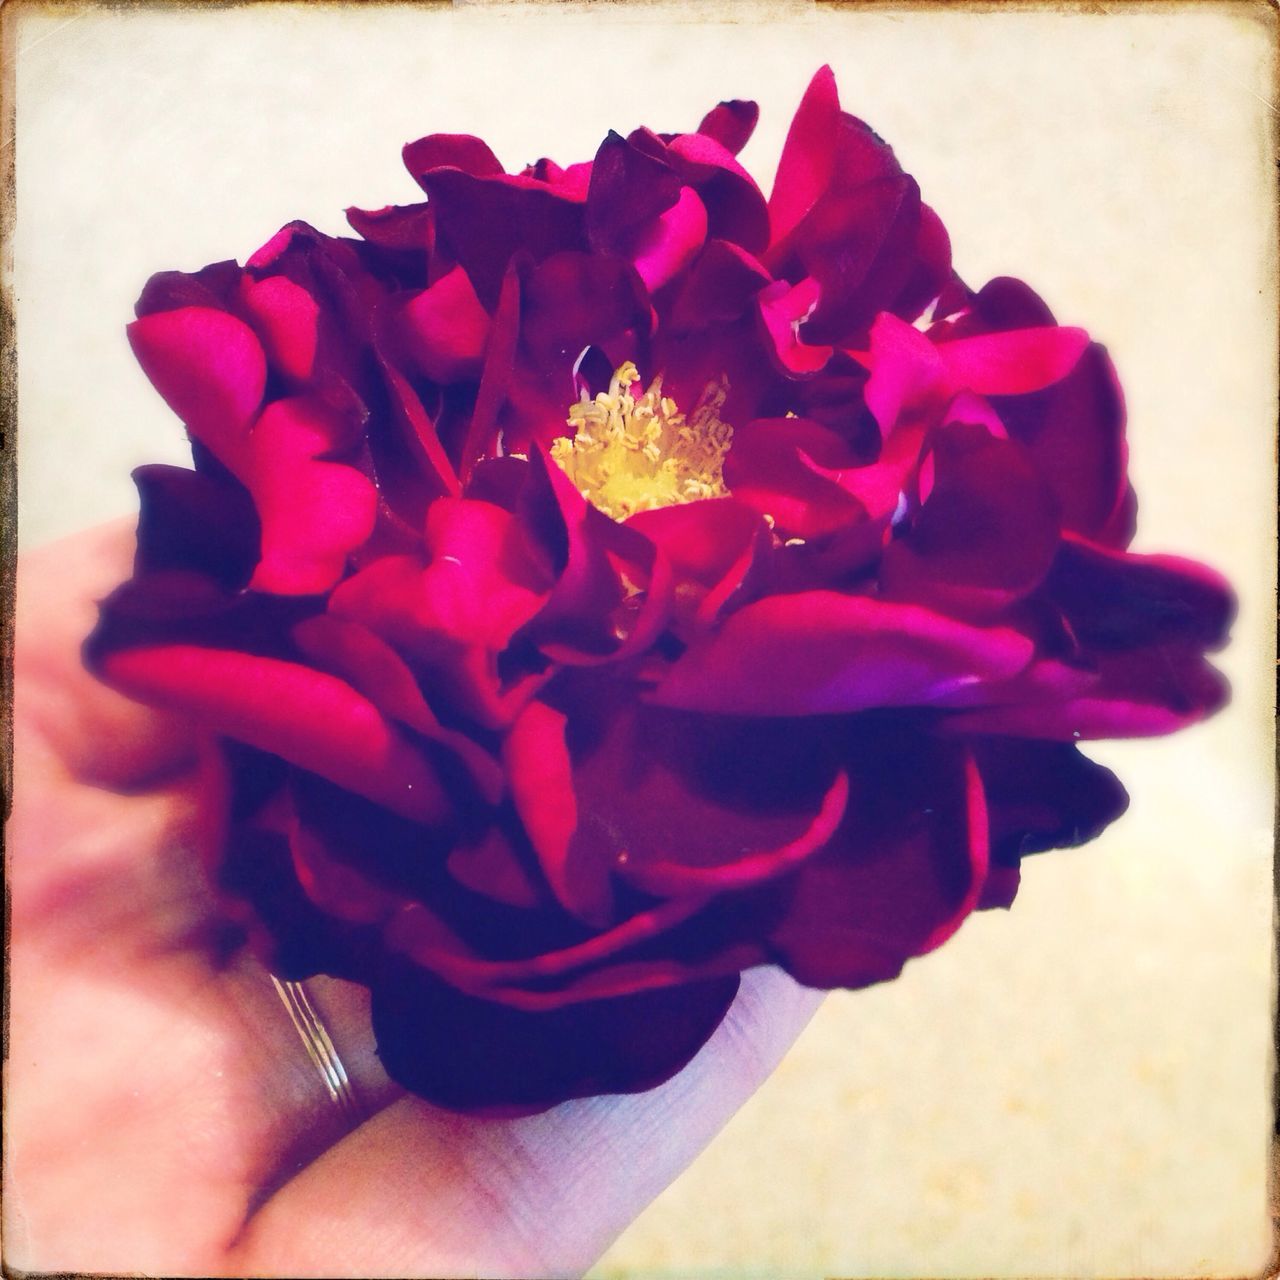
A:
<box><xmin>12</xmin><ymin>4</ymin><xmax>1276</xmax><ymax>1276</ymax></box>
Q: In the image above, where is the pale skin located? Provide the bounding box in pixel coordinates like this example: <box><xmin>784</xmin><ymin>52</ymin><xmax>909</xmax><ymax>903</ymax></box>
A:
<box><xmin>5</xmin><ymin>520</ymin><xmax>823</xmax><ymax>1279</ymax></box>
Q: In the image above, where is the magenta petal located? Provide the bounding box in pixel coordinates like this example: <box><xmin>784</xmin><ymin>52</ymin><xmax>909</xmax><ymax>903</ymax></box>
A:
<box><xmin>398</xmin><ymin>265</ymin><xmax>491</xmax><ymax>384</ymax></box>
<box><xmin>768</xmin><ymin>65</ymin><xmax>840</xmax><ymax>249</ymax></box>
<box><xmin>937</xmin><ymin>326</ymin><xmax>1090</xmax><ymax>395</ymax></box>
<box><xmin>100</xmin><ymin>645</ymin><xmax>449</xmax><ymax>823</ymax></box>
<box><xmin>629</xmin><ymin>186</ymin><xmax>708</xmax><ymax>291</ymax></box>
<box><xmin>127</xmin><ymin>306</ymin><xmax>267</xmax><ymax>468</ymax></box>
<box><xmin>239</xmin><ymin>276</ymin><xmax>321</xmax><ymax>384</ymax></box>
<box><xmin>860</xmin><ymin>311</ymin><xmax>947</xmax><ymax>435</ymax></box>
<box><xmin>504</xmin><ymin>700</ymin><xmax>613</xmax><ymax>927</ymax></box>
<box><xmin>652</xmin><ymin>591</ymin><xmax>1034</xmax><ymax>715</ymax></box>
<box><xmin>243</xmin><ymin>397</ymin><xmax>378</xmax><ymax>596</ymax></box>
<box><xmin>759</xmin><ymin>278</ymin><xmax>834</xmax><ymax>374</ymax></box>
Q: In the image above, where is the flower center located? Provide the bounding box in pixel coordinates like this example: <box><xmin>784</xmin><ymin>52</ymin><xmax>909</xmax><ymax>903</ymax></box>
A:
<box><xmin>550</xmin><ymin>362</ymin><xmax>732</xmax><ymax>520</ymax></box>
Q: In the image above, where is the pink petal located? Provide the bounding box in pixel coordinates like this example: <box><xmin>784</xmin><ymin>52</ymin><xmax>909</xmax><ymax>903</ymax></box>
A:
<box><xmin>127</xmin><ymin>306</ymin><xmax>266</xmax><ymax>468</ymax></box>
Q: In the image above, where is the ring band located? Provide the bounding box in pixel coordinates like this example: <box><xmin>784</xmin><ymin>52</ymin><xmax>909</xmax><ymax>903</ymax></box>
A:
<box><xmin>271</xmin><ymin>975</ymin><xmax>366</xmax><ymax>1127</ymax></box>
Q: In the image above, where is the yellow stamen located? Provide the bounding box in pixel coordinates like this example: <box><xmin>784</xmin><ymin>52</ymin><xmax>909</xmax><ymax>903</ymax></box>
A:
<box><xmin>550</xmin><ymin>362</ymin><xmax>732</xmax><ymax>520</ymax></box>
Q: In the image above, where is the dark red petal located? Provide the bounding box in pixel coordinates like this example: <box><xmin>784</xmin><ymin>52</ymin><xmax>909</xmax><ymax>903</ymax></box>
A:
<box><xmin>99</xmin><ymin>645</ymin><xmax>450</xmax><ymax>823</ymax></box>
<box><xmin>385</xmin><ymin>893</ymin><xmax>706</xmax><ymax>995</ymax></box>
<box><xmin>462</xmin><ymin>262</ymin><xmax>521</xmax><ymax>477</ymax></box>
<box><xmin>403</xmin><ymin>133</ymin><xmax>504</xmax><ymax>185</ymax></box>
<box><xmin>132</xmin><ymin>463</ymin><xmax>260</xmax><ymax>591</ymax></box>
<box><xmin>243</xmin><ymin>397</ymin><xmax>378</xmax><ymax>596</ymax></box>
<box><xmin>545</xmin><ymin>688</ymin><xmax>848</xmax><ymax>901</ymax></box>
<box><xmin>626</xmin><ymin>497</ymin><xmax>771</xmax><ymax>627</ymax></box>
<box><xmin>942</xmin><ymin>647</ymin><xmax>1229</xmax><ymax>739</ymax></box>
<box><xmin>370</xmin><ymin>961</ymin><xmax>738</xmax><ymax>1113</ymax></box>
<box><xmin>127</xmin><ymin>306</ymin><xmax>266</xmax><ymax>468</ymax></box>
<box><xmin>417</xmin><ymin>170</ymin><xmax>585</xmax><ymax>309</ymax></box>
<box><xmin>668</xmin><ymin>238</ymin><xmax>773</xmax><ymax>333</ymax></box>
<box><xmin>793</xmin><ymin>173</ymin><xmax>922</xmax><ymax>345</ymax></box>
<box><xmin>289</xmin><ymin>801</ymin><xmax>404</xmax><ymax>926</ymax></box>
<box><xmin>1045</xmin><ymin>535</ymin><xmax>1235</xmax><ymax>653</ymax></box>
<box><xmin>135</xmin><ymin>260</ymin><xmax>244</xmax><ymax>317</ymax></box>
<box><xmin>989</xmin><ymin>343</ymin><xmax>1129</xmax><ymax>544</ymax></box>
<box><xmin>723</xmin><ymin>416</ymin><xmax>867</xmax><ymax>539</ymax></box>
<box><xmin>893</xmin><ymin>202</ymin><xmax>952</xmax><ymax>319</ymax></box>
<box><xmin>769</xmin><ymin>738</ymin><xmax>988</xmax><ymax>986</ymax></box>
<box><xmin>973</xmin><ymin>739</ymin><xmax>1129</xmax><ymax>867</ymax></box>
<box><xmin>586</xmin><ymin>130</ymin><xmax>682</xmax><ymax>256</ymax></box>
<box><xmin>880</xmin><ymin>424</ymin><xmax>1061</xmax><ymax>618</ymax></box>
<box><xmin>445</xmin><ymin>827</ymin><xmax>546</xmax><ymax>911</ymax></box>
<box><xmin>499</xmin><ymin>253</ymin><xmax>650</xmax><ymax>457</ymax></box>
<box><xmin>651</xmin><ymin>591</ymin><xmax>1034</xmax><ymax>715</ymax></box>
<box><xmin>768</xmin><ymin>65</ymin><xmax>840</xmax><ymax>250</ymax></box>
<box><xmin>697</xmin><ymin>98</ymin><xmax>760</xmax><ymax>155</ymax></box>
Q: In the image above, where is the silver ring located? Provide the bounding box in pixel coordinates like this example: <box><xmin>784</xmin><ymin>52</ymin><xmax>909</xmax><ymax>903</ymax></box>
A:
<box><xmin>270</xmin><ymin>975</ymin><xmax>366</xmax><ymax>1127</ymax></box>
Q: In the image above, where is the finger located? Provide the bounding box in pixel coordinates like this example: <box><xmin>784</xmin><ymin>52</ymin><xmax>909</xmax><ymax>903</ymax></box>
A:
<box><xmin>15</xmin><ymin>518</ymin><xmax>200</xmax><ymax>789</ymax></box>
<box><xmin>226</xmin><ymin>967</ymin><xmax>822</xmax><ymax>1278</ymax></box>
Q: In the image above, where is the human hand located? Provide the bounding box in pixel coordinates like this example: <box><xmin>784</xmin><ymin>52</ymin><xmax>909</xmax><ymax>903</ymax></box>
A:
<box><xmin>5</xmin><ymin>520</ymin><xmax>823</xmax><ymax>1279</ymax></box>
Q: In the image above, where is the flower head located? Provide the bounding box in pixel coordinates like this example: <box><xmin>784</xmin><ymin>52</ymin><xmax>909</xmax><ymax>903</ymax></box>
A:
<box><xmin>87</xmin><ymin>67</ymin><xmax>1233</xmax><ymax>1113</ymax></box>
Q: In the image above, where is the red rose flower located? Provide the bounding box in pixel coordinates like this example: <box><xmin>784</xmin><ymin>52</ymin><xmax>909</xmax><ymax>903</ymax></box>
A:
<box><xmin>86</xmin><ymin>67</ymin><xmax>1232</xmax><ymax>1114</ymax></box>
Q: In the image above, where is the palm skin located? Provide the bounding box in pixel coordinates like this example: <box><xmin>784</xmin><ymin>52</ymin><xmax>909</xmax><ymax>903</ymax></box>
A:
<box><xmin>4</xmin><ymin>520</ymin><xmax>822</xmax><ymax>1278</ymax></box>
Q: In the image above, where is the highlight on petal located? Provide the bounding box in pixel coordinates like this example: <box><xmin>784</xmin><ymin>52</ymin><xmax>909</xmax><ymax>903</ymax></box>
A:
<box><xmin>652</xmin><ymin>591</ymin><xmax>1034</xmax><ymax>716</ymax></box>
